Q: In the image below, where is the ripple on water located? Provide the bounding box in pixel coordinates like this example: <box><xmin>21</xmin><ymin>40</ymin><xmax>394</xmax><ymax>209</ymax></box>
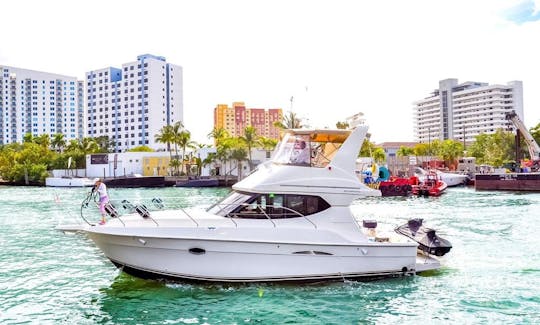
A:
<box><xmin>1</xmin><ymin>186</ymin><xmax>540</xmax><ymax>324</ymax></box>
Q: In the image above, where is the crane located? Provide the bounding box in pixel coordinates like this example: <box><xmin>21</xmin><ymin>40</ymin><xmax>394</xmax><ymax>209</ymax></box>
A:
<box><xmin>505</xmin><ymin>111</ymin><xmax>540</xmax><ymax>171</ymax></box>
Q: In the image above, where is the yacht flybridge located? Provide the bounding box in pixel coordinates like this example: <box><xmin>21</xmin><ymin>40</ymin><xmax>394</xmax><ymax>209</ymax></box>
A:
<box><xmin>57</xmin><ymin>126</ymin><xmax>451</xmax><ymax>282</ymax></box>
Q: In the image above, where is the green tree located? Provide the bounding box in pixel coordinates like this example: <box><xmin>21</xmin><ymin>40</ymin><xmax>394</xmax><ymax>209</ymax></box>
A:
<box><xmin>34</xmin><ymin>134</ymin><xmax>51</xmax><ymax>148</ymax></box>
<box><xmin>437</xmin><ymin>139</ymin><xmax>464</xmax><ymax>170</ymax></box>
<box><xmin>169</xmin><ymin>159</ymin><xmax>181</xmax><ymax>176</ymax></box>
<box><xmin>207</xmin><ymin>127</ymin><xmax>229</xmax><ymax>146</ymax></box>
<box><xmin>396</xmin><ymin>146</ymin><xmax>414</xmax><ymax>157</ymax></box>
<box><xmin>94</xmin><ymin>135</ymin><xmax>114</xmax><ymax>153</ymax></box>
<box><xmin>372</xmin><ymin>147</ymin><xmax>386</xmax><ymax>164</ymax></box>
<box><xmin>128</xmin><ymin>145</ymin><xmax>154</xmax><ymax>152</ymax></box>
<box><xmin>274</xmin><ymin>111</ymin><xmax>303</xmax><ymax>129</ymax></box>
<box><xmin>413</xmin><ymin>143</ymin><xmax>430</xmax><ymax>156</ymax></box>
<box><xmin>176</xmin><ymin>130</ymin><xmax>196</xmax><ymax>175</ymax></box>
<box><xmin>0</xmin><ymin>142</ymin><xmax>53</xmax><ymax>184</ymax></box>
<box><xmin>240</xmin><ymin>126</ymin><xmax>259</xmax><ymax>169</ymax></box>
<box><xmin>530</xmin><ymin>122</ymin><xmax>540</xmax><ymax>148</ymax></box>
<box><xmin>155</xmin><ymin>124</ymin><xmax>175</xmax><ymax>174</ymax></box>
<box><xmin>170</xmin><ymin>121</ymin><xmax>184</xmax><ymax>159</ymax></box>
<box><xmin>62</xmin><ymin>138</ymin><xmax>100</xmax><ymax>169</ymax></box>
<box><xmin>468</xmin><ymin>129</ymin><xmax>515</xmax><ymax>166</ymax></box>
<box><xmin>336</xmin><ymin>121</ymin><xmax>349</xmax><ymax>129</ymax></box>
<box><xmin>23</xmin><ymin>133</ymin><xmax>34</xmax><ymax>143</ymax></box>
<box><xmin>51</xmin><ymin>133</ymin><xmax>66</xmax><ymax>153</ymax></box>
<box><xmin>229</xmin><ymin>139</ymin><xmax>248</xmax><ymax>180</ymax></box>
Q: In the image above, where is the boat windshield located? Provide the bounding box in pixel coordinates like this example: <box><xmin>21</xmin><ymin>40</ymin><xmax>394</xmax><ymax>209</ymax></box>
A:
<box><xmin>272</xmin><ymin>130</ymin><xmax>349</xmax><ymax>168</ymax></box>
<box><xmin>207</xmin><ymin>191</ymin><xmax>253</xmax><ymax>216</ymax></box>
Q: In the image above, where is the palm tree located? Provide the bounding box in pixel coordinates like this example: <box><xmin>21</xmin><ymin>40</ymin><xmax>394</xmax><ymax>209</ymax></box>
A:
<box><xmin>240</xmin><ymin>126</ymin><xmax>259</xmax><ymax>169</ymax></box>
<box><xmin>34</xmin><ymin>134</ymin><xmax>51</xmax><ymax>148</ymax></box>
<box><xmin>51</xmin><ymin>133</ymin><xmax>66</xmax><ymax>153</ymax></box>
<box><xmin>23</xmin><ymin>133</ymin><xmax>34</xmax><ymax>143</ymax></box>
<box><xmin>207</xmin><ymin>127</ymin><xmax>229</xmax><ymax>146</ymax></box>
<box><xmin>274</xmin><ymin>111</ymin><xmax>303</xmax><ymax>129</ymax></box>
<box><xmin>169</xmin><ymin>159</ymin><xmax>181</xmax><ymax>176</ymax></box>
<box><xmin>216</xmin><ymin>138</ymin><xmax>234</xmax><ymax>181</ymax></box>
<box><xmin>170</xmin><ymin>121</ymin><xmax>184</xmax><ymax>159</ymax></box>
<box><xmin>259</xmin><ymin>136</ymin><xmax>278</xmax><ymax>159</ymax></box>
<box><xmin>229</xmin><ymin>138</ymin><xmax>248</xmax><ymax>180</ymax></box>
<box><xmin>94</xmin><ymin>135</ymin><xmax>114</xmax><ymax>153</ymax></box>
<box><xmin>155</xmin><ymin>124</ymin><xmax>175</xmax><ymax>174</ymax></box>
<box><xmin>176</xmin><ymin>130</ymin><xmax>196</xmax><ymax>175</ymax></box>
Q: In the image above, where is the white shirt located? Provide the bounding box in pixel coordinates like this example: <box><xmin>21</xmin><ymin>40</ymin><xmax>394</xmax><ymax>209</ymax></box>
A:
<box><xmin>96</xmin><ymin>183</ymin><xmax>108</xmax><ymax>198</ymax></box>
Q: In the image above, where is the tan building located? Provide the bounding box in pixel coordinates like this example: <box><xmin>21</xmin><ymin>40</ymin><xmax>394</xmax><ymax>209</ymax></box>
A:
<box><xmin>213</xmin><ymin>102</ymin><xmax>283</xmax><ymax>140</ymax></box>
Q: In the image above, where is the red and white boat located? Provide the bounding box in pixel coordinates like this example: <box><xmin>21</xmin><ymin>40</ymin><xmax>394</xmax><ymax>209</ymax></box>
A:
<box><xmin>411</xmin><ymin>171</ymin><xmax>447</xmax><ymax>197</ymax></box>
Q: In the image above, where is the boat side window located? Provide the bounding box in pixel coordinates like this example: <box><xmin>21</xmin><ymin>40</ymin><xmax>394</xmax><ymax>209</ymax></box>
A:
<box><xmin>217</xmin><ymin>192</ymin><xmax>331</xmax><ymax>219</ymax></box>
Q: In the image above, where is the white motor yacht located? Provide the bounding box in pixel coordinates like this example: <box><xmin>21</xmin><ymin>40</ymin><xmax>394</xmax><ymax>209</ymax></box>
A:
<box><xmin>57</xmin><ymin>126</ymin><xmax>450</xmax><ymax>282</ymax></box>
<box><xmin>414</xmin><ymin>167</ymin><xmax>469</xmax><ymax>187</ymax></box>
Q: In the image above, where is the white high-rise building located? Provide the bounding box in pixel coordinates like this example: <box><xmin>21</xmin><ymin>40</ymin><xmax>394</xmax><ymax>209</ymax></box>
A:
<box><xmin>413</xmin><ymin>78</ymin><xmax>524</xmax><ymax>144</ymax></box>
<box><xmin>0</xmin><ymin>66</ymin><xmax>83</xmax><ymax>144</ymax></box>
<box><xmin>86</xmin><ymin>54</ymin><xmax>183</xmax><ymax>152</ymax></box>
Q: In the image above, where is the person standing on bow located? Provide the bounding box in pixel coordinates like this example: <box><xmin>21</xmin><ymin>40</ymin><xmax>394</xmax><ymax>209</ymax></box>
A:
<box><xmin>94</xmin><ymin>178</ymin><xmax>109</xmax><ymax>225</ymax></box>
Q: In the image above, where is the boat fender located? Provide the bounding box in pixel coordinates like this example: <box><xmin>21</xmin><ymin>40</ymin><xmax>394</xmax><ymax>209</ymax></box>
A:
<box><xmin>151</xmin><ymin>197</ymin><xmax>164</xmax><ymax>209</ymax></box>
<box><xmin>121</xmin><ymin>199</ymin><xmax>135</xmax><ymax>211</ymax></box>
<box><xmin>104</xmin><ymin>202</ymin><xmax>119</xmax><ymax>218</ymax></box>
<box><xmin>135</xmin><ymin>204</ymin><xmax>151</xmax><ymax>218</ymax></box>
<box><xmin>394</xmin><ymin>185</ymin><xmax>401</xmax><ymax>193</ymax></box>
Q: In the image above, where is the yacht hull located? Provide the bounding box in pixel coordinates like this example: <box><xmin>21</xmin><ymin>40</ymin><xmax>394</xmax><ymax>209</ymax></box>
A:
<box><xmin>88</xmin><ymin>232</ymin><xmax>419</xmax><ymax>282</ymax></box>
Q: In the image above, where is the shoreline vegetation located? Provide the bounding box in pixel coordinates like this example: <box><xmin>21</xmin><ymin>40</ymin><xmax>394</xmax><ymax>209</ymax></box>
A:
<box><xmin>1</xmin><ymin>117</ymin><xmax>538</xmax><ymax>186</ymax></box>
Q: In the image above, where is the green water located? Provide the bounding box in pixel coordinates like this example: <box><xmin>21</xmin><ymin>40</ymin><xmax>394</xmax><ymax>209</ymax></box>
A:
<box><xmin>0</xmin><ymin>186</ymin><xmax>539</xmax><ymax>324</ymax></box>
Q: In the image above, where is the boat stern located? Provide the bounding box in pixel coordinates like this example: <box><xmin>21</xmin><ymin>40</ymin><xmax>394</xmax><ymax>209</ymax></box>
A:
<box><xmin>415</xmin><ymin>254</ymin><xmax>441</xmax><ymax>273</ymax></box>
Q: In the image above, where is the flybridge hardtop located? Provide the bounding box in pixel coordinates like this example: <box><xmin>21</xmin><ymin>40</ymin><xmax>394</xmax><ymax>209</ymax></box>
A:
<box><xmin>57</xmin><ymin>125</ymin><xmax>451</xmax><ymax>282</ymax></box>
<box><xmin>233</xmin><ymin>127</ymin><xmax>378</xmax><ymax>201</ymax></box>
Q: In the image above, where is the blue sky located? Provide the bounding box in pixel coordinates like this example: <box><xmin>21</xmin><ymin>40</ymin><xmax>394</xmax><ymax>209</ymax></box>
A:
<box><xmin>1</xmin><ymin>0</ymin><xmax>540</xmax><ymax>144</ymax></box>
<box><xmin>506</xmin><ymin>0</ymin><xmax>540</xmax><ymax>23</ymax></box>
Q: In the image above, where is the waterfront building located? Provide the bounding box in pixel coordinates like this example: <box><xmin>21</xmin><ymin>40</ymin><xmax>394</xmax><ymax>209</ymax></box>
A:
<box><xmin>86</xmin><ymin>54</ymin><xmax>183</xmax><ymax>152</ymax></box>
<box><xmin>213</xmin><ymin>102</ymin><xmax>282</xmax><ymax>140</ymax></box>
<box><xmin>0</xmin><ymin>65</ymin><xmax>83</xmax><ymax>144</ymax></box>
<box><xmin>413</xmin><ymin>78</ymin><xmax>524</xmax><ymax>145</ymax></box>
<box><xmin>85</xmin><ymin>147</ymin><xmax>215</xmax><ymax>178</ymax></box>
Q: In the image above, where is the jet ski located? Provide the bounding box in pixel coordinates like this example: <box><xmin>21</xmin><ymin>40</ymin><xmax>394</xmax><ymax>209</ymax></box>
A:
<box><xmin>395</xmin><ymin>218</ymin><xmax>452</xmax><ymax>256</ymax></box>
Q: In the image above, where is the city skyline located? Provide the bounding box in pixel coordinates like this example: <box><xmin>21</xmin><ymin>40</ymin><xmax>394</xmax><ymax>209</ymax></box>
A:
<box><xmin>2</xmin><ymin>0</ymin><xmax>540</xmax><ymax>145</ymax></box>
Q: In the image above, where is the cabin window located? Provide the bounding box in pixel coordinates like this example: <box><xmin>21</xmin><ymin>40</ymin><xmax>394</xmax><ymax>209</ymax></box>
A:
<box><xmin>208</xmin><ymin>191</ymin><xmax>330</xmax><ymax>219</ymax></box>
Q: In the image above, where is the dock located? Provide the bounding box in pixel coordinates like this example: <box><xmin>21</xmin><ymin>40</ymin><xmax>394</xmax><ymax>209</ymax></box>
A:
<box><xmin>475</xmin><ymin>173</ymin><xmax>540</xmax><ymax>191</ymax></box>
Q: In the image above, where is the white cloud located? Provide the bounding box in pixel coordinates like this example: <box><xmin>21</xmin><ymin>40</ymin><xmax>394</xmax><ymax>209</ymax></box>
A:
<box><xmin>2</xmin><ymin>0</ymin><xmax>539</xmax><ymax>144</ymax></box>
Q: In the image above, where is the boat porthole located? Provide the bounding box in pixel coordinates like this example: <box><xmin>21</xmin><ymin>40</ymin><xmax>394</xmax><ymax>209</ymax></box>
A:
<box><xmin>188</xmin><ymin>247</ymin><xmax>206</xmax><ymax>255</ymax></box>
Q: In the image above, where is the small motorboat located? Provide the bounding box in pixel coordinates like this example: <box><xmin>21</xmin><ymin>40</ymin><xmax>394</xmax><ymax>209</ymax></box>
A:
<box><xmin>378</xmin><ymin>177</ymin><xmax>414</xmax><ymax>196</ymax></box>
<box><xmin>411</xmin><ymin>170</ymin><xmax>447</xmax><ymax>197</ymax></box>
<box><xmin>395</xmin><ymin>219</ymin><xmax>452</xmax><ymax>257</ymax></box>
